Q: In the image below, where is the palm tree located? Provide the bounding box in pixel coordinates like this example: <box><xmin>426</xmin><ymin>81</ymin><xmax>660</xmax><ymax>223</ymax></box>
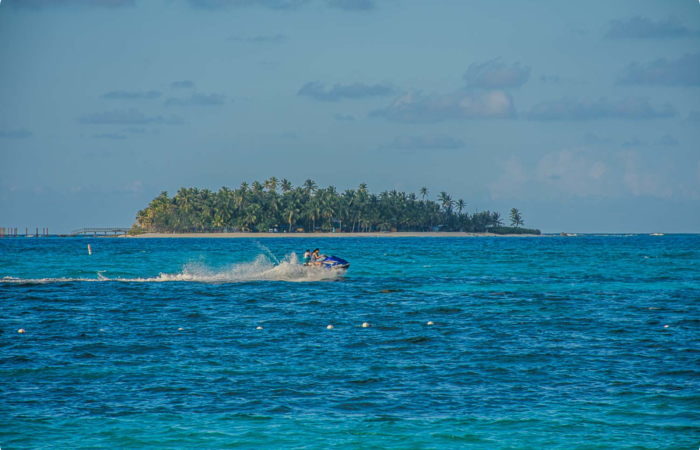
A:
<box><xmin>420</xmin><ymin>187</ymin><xmax>428</xmax><ymax>201</ymax></box>
<box><xmin>437</xmin><ymin>191</ymin><xmax>454</xmax><ymax>213</ymax></box>
<box><xmin>303</xmin><ymin>179</ymin><xmax>317</xmax><ymax>195</ymax></box>
<box><xmin>281</xmin><ymin>178</ymin><xmax>292</xmax><ymax>193</ymax></box>
<box><xmin>305</xmin><ymin>200</ymin><xmax>320</xmax><ymax>232</ymax></box>
<box><xmin>456</xmin><ymin>199</ymin><xmax>466</xmax><ymax>214</ymax></box>
<box><xmin>134</xmin><ymin>179</ymin><xmax>534</xmax><ymax>235</ymax></box>
<box><xmin>492</xmin><ymin>211</ymin><xmax>503</xmax><ymax>227</ymax></box>
<box><xmin>242</xmin><ymin>204</ymin><xmax>261</xmax><ymax>231</ymax></box>
<box><xmin>319</xmin><ymin>191</ymin><xmax>336</xmax><ymax>230</ymax></box>
<box><xmin>510</xmin><ymin>208</ymin><xmax>523</xmax><ymax>228</ymax></box>
<box><xmin>283</xmin><ymin>200</ymin><xmax>300</xmax><ymax>232</ymax></box>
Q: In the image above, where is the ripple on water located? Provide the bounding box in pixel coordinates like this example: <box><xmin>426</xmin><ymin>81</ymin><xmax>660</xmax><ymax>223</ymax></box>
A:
<box><xmin>0</xmin><ymin>236</ymin><xmax>699</xmax><ymax>449</ymax></box>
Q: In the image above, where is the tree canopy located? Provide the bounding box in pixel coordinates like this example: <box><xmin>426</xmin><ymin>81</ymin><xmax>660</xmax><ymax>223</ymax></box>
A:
<box><xmin>133</xmin><ymin>179</ymin><xmax>529</xmax><ymax>233</ymax></box>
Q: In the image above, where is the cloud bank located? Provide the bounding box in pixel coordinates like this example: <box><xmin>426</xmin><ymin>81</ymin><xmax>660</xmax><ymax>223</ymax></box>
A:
<box><xmin>165</xmin><ymin>93</ymin><xmax>226</xmax><ymax>106</ymax></box>
<box><xmin>228</xmin><ymin>34</ymin><xmax>285</xmax><ymax>43</ymax></box>
<box><xmin>326</xmin><ymin>0</ymin><xmax>374</xmax><ymax>11</ymax></box>
<box><xmin>79</xmin><ymin>109</ymin><xmax>184</xmax><ymax>125</ymax></box>
<box><xmin>655</xmin><ymin>134</ymin><xmax>679</xmax><ymax>146</ymax></box>
<box><xmin>100</xmin><ymin>90</ymin><xmax>161</xmax><ymax>100</ymax></box>
<box><xmin>0</xmin><ymin>127</ymin><xmax>33</xmax><ymax>138</ymax></box>
<box><xmin>171</xmin><ymin>80</ymin><xmax>196</xmax><ymax>89</ymax></box>
<box><xmin>582</xmin><ymin>132</ymin><xmax>613</xmax><ymax>145</ymax></box>
<box><xmin>10</xmin><ymin>0</ymin><xmax>136</xmax><ymax>9</ymax></box>
<box><xmin>606</xmin><ymin>16</ymin><xmax>699</xmax><ymax>39</ymax></box>
<box><xmin>187</xmin><ymin>0</ymin><xmax>309</xmax><ymax>10</ymax></box>
<box><xmin>617</xmin><ymin>53</ymin><xmax>700</xmax><ymax>87</ymax></box>
<box><xmin>370</xmin><ymin>90</ymin><xmax>515</xmax><ymax>123</ymax></box>
<box><xmin>463</xmin><ymin>59</ymin><xmax>531</xmax><ymax>89</ymax></box>
<box><xmin>298</xmin><ymin>81</ymin><xmax>398</xmax><ymax>102</ymax></box>
<box><xmin>383</xmin><ymin>133</ymin><xmax>464</xmax><ymax>150</ymax></box>
<box><xmin>92</xmin><ymin>133</ymin><xmax>127</xmax><ymax>140</ymax></box>
<box><xmin>526</xmin><ymin>97</ymin><xmax>676</xmax><ymax>121</ymax></box>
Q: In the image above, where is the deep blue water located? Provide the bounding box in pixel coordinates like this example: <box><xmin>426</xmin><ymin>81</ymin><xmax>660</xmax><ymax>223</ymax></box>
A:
<box><xmin>1</xmin><ymin>235</ymin><xmax>698</xmax><ymax>449</ymax></box>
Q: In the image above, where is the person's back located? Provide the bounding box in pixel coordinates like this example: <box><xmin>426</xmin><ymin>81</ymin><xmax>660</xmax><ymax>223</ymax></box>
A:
<box><xmin>311</xmin><ymin>249</ymin><xmax>325</xmax><ymax>265</ymax></box>
<box><xmin>303</xmin><ymin>249</ymin><xmax>311</xmax><ymax>264</ymax></box>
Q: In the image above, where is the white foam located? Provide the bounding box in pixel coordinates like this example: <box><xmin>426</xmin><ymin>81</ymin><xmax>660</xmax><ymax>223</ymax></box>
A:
<box><xmin>0</xmin><ymin>253</ymin><xmax>343</xmax><ymax>284</ymax></box>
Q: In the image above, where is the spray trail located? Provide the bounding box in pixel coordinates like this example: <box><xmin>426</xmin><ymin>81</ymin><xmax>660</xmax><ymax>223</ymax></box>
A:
<box><xmin>1</xmin><ymin>253</ymin><xmax>345</xmax><ymax>284</ymax></box>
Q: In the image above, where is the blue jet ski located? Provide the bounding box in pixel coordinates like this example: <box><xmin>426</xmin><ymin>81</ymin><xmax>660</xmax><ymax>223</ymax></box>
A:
<box><xmin>305</xmin><ymin>255</ymin><xmax>350</xmax><ymax>270</ymax></box>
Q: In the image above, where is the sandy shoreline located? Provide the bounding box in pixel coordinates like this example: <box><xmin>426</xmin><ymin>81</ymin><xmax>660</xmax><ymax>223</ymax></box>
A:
<box><xmin>130</xmin><ymin>232</ymin><xmax>543</xmax><ymax>238</ymax></box>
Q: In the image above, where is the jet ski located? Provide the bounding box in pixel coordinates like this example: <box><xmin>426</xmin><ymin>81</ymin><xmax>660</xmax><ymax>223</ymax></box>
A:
<box><xmin>304</xmin><ymin>255</ymin><xmax>350</xmax><ymax>271</ymax></box>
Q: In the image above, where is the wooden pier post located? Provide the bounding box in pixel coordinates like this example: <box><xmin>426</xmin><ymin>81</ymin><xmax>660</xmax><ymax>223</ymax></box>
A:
<box><xmin>36</xmin><ymin>228</ymin><xmax>38</xmax><ymax>238</ymax></box>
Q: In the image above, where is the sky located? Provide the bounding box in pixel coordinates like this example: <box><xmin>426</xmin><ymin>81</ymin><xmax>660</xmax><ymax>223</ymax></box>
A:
<box><xmin>0</xmin><ymin>0</ymin><xmax>699</xmax><ymax>233</ymax></box>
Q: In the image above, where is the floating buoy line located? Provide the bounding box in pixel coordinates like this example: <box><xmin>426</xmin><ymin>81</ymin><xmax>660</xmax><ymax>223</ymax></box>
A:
<box><xmin>13</xmin><ymin>323</ymin><xmax>676</xmax><ymax>335</ymax></box>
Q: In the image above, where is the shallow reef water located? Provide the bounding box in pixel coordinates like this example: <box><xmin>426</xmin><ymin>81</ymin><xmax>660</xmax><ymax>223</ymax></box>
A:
<box><xmin>1</xmin><ymin>235</ymin><xmax>698</xmax><ymax>449</ymax></box>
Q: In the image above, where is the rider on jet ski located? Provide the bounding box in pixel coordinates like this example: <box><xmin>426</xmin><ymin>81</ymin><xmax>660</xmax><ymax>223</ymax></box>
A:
<box><xmin>310</xmin><ymin>248</ymin><xmax>326</xmax><ymax>266</ymax></box>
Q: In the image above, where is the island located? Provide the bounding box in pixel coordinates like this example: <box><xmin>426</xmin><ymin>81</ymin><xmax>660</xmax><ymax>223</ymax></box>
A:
<box><xmin>130</xmin><ymin>178</ymin><xmax>541</xmax><ymax>236</ymax></box>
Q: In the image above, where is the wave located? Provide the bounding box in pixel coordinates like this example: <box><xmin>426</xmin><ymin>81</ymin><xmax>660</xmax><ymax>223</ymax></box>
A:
<box><xmin>1</xmin><ymin>253</ymin><xmax>344</xmax><ymax>284</ymax></box>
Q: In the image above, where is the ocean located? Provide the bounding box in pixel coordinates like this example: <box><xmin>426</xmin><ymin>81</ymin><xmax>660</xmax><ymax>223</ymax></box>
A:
<box><xmin>1</xmin><ymin>235</ymin><xmax>698</xmax><ymax>449</ymax></box>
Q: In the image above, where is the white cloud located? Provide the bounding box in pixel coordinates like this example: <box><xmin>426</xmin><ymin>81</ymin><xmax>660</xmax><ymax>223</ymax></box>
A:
<box><xmin>488</xmin><ymin>156</ymin><xmax>529</xmax><ymax>200</ymax></box>
<box><xmin>617</xmin><ymin>53</ymin><xmax>700</xmax><ymax>87</ymax></box>
<box><xmin>606</xmin><ymin>16</ymin><xmax>699</xmax><ymax>40</ymax></box>
<box><xmin>382</xmin><ymin>133</ymin><xmax>464</xmax><ymax>150</ymax></box>
<box><xmin>463</xmin><ymin>59</ymin><xmax>531</xmax><ymax>89</ymax></box>
<box><xmin>370</xmin><ymin>89</ymin><xmax>515</xmax><ymax>123</ymax></box>
<box><xmin>621</xmin><ymin>151</ymin><xmax>671</xmax><ymax>198</ymax></box>
<box><xmin>527</xmin><ymin>97</ymin><xmax>676</xmax><ymax>120</ymax></box>
<box><xmin>536</xmin><ymin>150</ymin><xmax>609</xmax><ymax>196</ymax></box>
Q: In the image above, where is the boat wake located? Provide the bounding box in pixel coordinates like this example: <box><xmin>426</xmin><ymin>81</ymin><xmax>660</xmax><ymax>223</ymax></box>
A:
<box><xmin>1</xmin><ymin>253</ymin><xmax>344</xmax><ymax>284</ymax></box>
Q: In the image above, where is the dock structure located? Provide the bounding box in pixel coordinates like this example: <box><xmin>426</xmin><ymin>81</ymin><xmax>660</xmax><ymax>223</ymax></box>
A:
<box><xmin>2</xmin><ymin>227</ymin><xmax>49</xmax><ymax>237</ymax></box>
<box><xmin>68</xmin><ymin>227</ymin><xmax>131</xmax><ymax>237</ymax></box>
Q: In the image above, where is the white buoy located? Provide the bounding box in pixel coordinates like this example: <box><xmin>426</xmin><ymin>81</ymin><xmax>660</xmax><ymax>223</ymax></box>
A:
<box><xmin>256</xmin><ymin>326</ymin><xmax>263</xmax><ymax>330</ymax></box>
<box><xmin>88</xmin><ymin>244</ymin><xmax>92</xmax><ymax>255</ymax></box>
<box><xmin>664</xmin><ymin>325</ymin><xmax>669</xmax><ymax>328</ymax></box>
<box><xmin>178</xmin><ymin>327</ymin><xmax>184</xmax><ymax>331</ymax></box>
<box><xmin>362</xmin><ymin>322</ymin><xmax>370</xmax><ymax>328</ymax></box>
<box><xmin>327</xmin><ymin>325</ymin><xmax>333</xmax><ymax>329</ymax></box>
<box><xmin>427</xmin><ymin>321</ymin><xmax>434</xmax><ymax>325</ymax></box>
<box><xmin>99</xmin><ymin>329</ymin><xmax>104</xmax><ymax>332</ymax></box>
<box><xmin>18</xmin><ymin>328</ymin><xmax>26</xmax><ymax>334</ymax></box>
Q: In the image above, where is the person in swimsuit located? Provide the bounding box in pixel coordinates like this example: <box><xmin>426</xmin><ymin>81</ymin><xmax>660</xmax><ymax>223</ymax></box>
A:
<box><xmin>311</xmin><ymin>248</ymin><xmax>326</xmax><ymax>266</ymax></box>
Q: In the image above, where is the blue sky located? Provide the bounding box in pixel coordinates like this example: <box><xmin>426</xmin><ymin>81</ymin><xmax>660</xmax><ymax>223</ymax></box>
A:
<box><xmin>1</xmin><ymin>0</ymin><xmax>698</xmax><ymax>233</ymax></box>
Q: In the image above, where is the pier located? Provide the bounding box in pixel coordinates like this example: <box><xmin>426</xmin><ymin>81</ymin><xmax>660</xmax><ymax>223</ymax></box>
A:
<box><xmin>1</xmin><ymin>227</ymin><xmax>50</xmax><ymax>237</ymax></box>
<box><xmin>68</xmin><ymin>228</ymin><xmax>131</xmax><ymax>237</ymax></box>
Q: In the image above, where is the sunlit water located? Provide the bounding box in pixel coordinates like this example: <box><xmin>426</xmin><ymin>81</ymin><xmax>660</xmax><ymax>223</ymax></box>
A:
<box><xmin>1</xmin><ymin>236</ymin><xmax>698</xmax><ymax>449</ymax></box>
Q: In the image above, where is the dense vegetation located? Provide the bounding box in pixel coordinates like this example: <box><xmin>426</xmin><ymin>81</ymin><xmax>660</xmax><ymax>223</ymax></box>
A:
<box><xmin>132</xmin><ymin>178</ymin><xmax>537</xmax><ymax>234</ymax></box>
<box><xmin>489</xmin><ymin>227</ymin><xmax>541</xmax><ymax>236</ymax></box>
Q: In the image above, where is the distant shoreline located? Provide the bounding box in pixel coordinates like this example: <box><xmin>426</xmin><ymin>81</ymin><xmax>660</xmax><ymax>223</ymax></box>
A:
<box><xmin>129</xmin><ymin>232</ymin><xmax>544</xmax><ymax>238</ymax></box>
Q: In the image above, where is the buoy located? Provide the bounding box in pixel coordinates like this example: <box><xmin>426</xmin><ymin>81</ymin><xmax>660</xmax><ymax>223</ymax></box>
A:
<box><xmin>427</xmin><ymin>321</ymin><xmax>434</xmax><ymax>325</ymax></box>
<box><xmin>88</xmin><ymin>244</ymin><xmax>92</xmax><ymax>255</ymax></box>
<box><xmin>327</xmin><ymin>325</ymin><xmax>333</xmax><ymax>329</ymax></box>
<box><xmin>664</xmin><ymin>325</ymin><xmax>669</xmax><ymax>328</ymax></box>
<box><xmin>362</xmin><ymin>322</ymin><xmax>370</xmax><ymax>328</ymax></box>
<box><xmin>18</xmin><ymin>328</ymin><xmax>26</xmax><ymax>334</ymax></box>
<box><xmin>99</xmin><ymin>329</ymin><xmax>104</xmax><ymax>332</ymax></box>
<box><xmin>256</xmin><ymin>326</ymin><xmax>263</xmax><ymax>330</ymax></box>
<box><xmin>178</xmin><ymin>327</ymin><xmax>184</xmax><ymax>331</ymax></box>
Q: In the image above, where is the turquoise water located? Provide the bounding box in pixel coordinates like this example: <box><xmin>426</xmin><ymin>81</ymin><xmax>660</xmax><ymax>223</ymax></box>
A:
<box><xmin>1</xmin><ymin>236</ymin><xmax>698</xmax><ymax>449</ymax></box>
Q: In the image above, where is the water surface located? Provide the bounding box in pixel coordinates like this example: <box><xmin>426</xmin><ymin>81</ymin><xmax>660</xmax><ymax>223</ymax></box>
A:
<box><xmin>1</xmin><ymin>235</ymin><xmax>698</xmax><ymax>449</ymax></box>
